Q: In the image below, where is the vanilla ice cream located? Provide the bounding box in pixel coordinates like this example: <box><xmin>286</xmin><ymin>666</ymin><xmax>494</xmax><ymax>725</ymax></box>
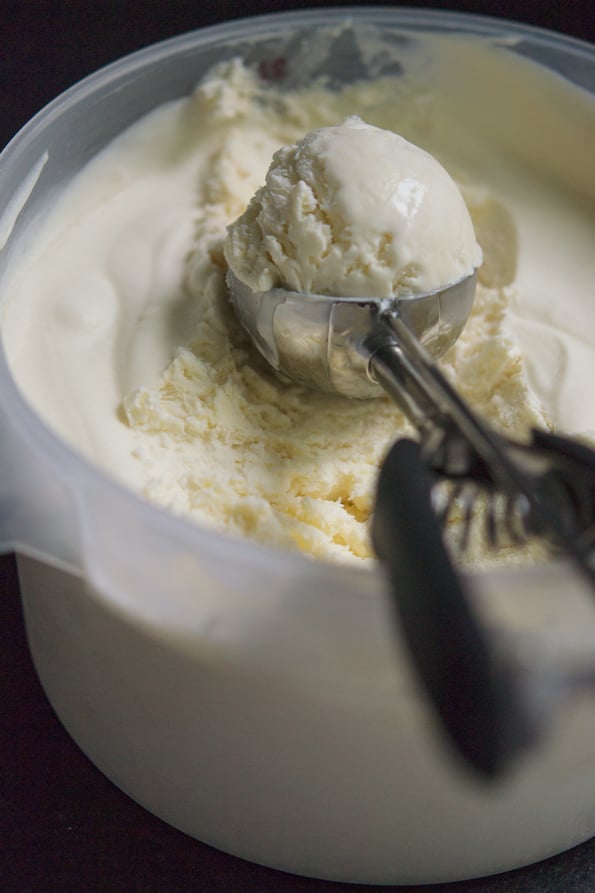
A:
<box><xmin>225</xmin><ymin>116</ymin><xmax>482</xmax><ymax>298</ymax></box>
<box><xmin>1</xmin><ymin>37</ymin><xmax>594</xmax><ymax>567</ymax></box>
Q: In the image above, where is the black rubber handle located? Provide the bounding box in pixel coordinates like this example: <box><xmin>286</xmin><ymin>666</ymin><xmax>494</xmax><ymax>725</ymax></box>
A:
<box><xmin>372</xmin><ymin>438</ymin><xmax>528</xmax><ymax>777</ymax></box>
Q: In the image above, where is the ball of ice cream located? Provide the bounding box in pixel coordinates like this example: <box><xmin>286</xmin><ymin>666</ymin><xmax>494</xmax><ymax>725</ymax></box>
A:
<box><xmin>225</xmin><ymin>116</ymin><xmax>482</xmax><ymax>298</ymax></box>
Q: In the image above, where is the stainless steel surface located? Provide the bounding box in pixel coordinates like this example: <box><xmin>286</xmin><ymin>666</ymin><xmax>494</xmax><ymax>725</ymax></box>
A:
<box><xmin>228</xmin><ymin>270</ymin><xmax>477</xmax><ymax>399</ymax></box>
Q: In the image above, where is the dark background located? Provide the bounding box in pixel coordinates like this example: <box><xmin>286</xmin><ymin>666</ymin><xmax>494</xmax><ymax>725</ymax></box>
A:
<box><xmin>1</xmin><ymin>2</ymin><xmax>594</xmax><ymax>891</ymax></box>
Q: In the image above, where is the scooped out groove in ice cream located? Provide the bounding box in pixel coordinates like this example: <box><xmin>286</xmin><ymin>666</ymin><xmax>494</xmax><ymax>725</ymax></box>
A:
<box><xmin>225</xmin><ymin>116</ymin><xmax>483</xmax><ymax>299</ymax></box>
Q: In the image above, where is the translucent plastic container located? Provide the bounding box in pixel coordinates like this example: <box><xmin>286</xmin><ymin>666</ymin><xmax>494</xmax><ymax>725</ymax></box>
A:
<box><xmin>0</xmin><ymin>8</ymin><xmax>594</xmax><ymax>885</ymax></box>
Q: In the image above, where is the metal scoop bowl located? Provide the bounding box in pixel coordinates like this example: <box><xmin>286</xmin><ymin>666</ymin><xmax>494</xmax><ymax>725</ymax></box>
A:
<box><xmin>227</xmin><ymin>269</ymin><xmax>476</xmax><ymax>399</ymax></box>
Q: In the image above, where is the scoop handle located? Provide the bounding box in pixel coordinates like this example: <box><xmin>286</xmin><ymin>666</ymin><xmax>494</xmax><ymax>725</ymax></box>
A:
<box><xmin>372</xmin><ymin>437</ymin><xmax>531</xmax><ymax>777</ymax></box>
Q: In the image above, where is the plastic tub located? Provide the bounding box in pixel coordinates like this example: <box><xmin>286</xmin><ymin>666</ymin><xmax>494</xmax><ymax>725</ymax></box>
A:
<box><xmin>0</xmin><ymin>8</ymin><xmax>594</xmax><ymax>885</ymax></box>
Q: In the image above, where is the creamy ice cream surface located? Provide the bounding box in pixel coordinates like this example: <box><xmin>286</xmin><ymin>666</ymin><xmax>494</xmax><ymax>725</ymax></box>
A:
<box><xmin>1</xmin><ymin>35</ymin><xmax>594</xmax><ymax>567</ymax></box>
<box><xmin>225</xmin><ymin>116</ymin><xmax>482</xmax><ymax>298</ymax></box>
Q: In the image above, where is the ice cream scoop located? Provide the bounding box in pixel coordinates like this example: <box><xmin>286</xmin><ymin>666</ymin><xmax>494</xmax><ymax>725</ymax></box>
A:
<box><xmin>226</xmin><ymin>120</ymin><xmax>595</xmax><ymax>777</ymax></box>
<box><xmin>225</xmin><ymin>118</ymin><xmax>481</xmax><ymax>398</ymax></box>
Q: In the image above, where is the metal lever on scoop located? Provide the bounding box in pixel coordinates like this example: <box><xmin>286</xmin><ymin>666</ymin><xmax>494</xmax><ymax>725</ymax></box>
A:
<box><xmin>367</xmin><ymin>309</ymin><xmax>595</xmax><ymax>589</ymax></box>
<box><xmin>372</xmin><ymin>438</ymin><xmax>536</xmax><ymax>777</ymax></box>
